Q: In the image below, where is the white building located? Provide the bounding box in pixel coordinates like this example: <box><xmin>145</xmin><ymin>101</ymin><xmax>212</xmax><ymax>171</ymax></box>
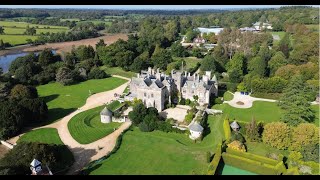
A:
<box><xmin>230</xmin><ymin>121</ymin><xmax>240</xmax><ymax>132</ymax></box>
<box><xmin>197</xmin><ymin>27</ymin><xmax>224</xmax><ymax>36</ymax></box>
<box><xmin>30</xmin><ymin>159</ymin><xmax>52</xmax><ymax>175</ymax></box>
<box><xmin>100</xmin><ymin>107</ymin><xmax>113</xmax><ymax>123</ymax></box>
<box><xmin>189</xmin><ymin>122</ymin><xmax>204</xmax><ymax>140</ymax></box>
<box><xmin>253</xmin><ymin>22</ymin><xmax>273</xmax><ymax>31</ymax></box>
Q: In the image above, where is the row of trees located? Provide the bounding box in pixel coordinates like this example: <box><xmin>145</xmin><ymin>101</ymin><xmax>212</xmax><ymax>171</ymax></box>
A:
<box><xmin>0</xmin><ymin>84</ymin><xmax>48</xmax><ymax>139</ymax></box>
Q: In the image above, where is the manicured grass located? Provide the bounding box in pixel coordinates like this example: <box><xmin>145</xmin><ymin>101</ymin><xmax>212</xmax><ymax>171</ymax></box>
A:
<box><xmin>172</xmin><ymin>57</ymin><xmax>202</xmax><ymax>70</ymax></box>
<box><xmin>18</xmin><ymin>128</ymin><xmax>63</xmax><ymax>145</ymax></box>
<box><xmin>213</xmin><ymin>102</ymin><xmax>319</xmax><ymax>126</ymax></box>
<box><xmin>212</xmin><ymin>101</ymin><xmax>283</xmax><ymax>123</ymax></box>
<box><xmin>107</xmin><ymin>100</ymin><xmax>124</xmax><ymax>111</ymax></box>
<box><xmin>223</xmin><ymin>91</ymin><xmax>234</xmax><ymax>101</ymax></box>
<box><xmin>87</xmin><ymin>115</ymin><xmax>225</xmax><ymax>175</ymax></box>
<box><xmin>100</xmin><ymin>66</ymin><xmax>136</xmax><ymax>79</ymax></box>
<box><xmin>37</xmin><ymin>77</ymin><xmax>127</xmax><ymax>124</ymax></box>
<box><xmin>123</xmin><ymin>86</ymin><xmax>129</xmax><ymax>94</ymax></box>
<box><xmin>250</xmin><ymin>92</ymin><xmax>282</xmax><ymax>100</ymax></box>
<box><xmin>245</xmin><ymin>141</ymin><xmax>289</xmax><ymax>157</ymax></box>
<box><xmin>68</xmin><ymin>106</ymin><xmax>122</xmax><ymax>144</ymax></box>
<box><xmin>0</xmin><ymin>34</ymin><xmax>38</xmax><ymax>45</ymax></box>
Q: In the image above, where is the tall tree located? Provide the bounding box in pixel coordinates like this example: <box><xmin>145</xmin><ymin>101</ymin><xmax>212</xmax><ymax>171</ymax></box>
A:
<box><xmin>278</xmin><ymin>75</ymin><xmax>315</xmax><ymax>126</ymax></box>
<box><xmin>151</xmin><ymin>45</ymin><xmax>172</xmax><ymax>70</ymax></box>
<box><xmin>38</xmin><ymin>48</ymin><xmax>54</xmax><ymax>67</ymax></box>
<box><xmin>268</xmin><ymin>51</ymin><xmax>288</xmax><ymax>76</ymax></box>
<box><xmin>245</xmin><ymin>117</ymin><xmax>261</xmax><ymax>142</ymax></box>
<box><xmin>278</xmin><ymin>33</ymin><xmax>291</xmax><ymax>58</ymax></box>
<box><xmin>200</xmin><ymin>55</ymin><xmax>216</xmax><ymax>73</ymax></box>
<box><xmin>95</xmin><ymin>39</ymin><xmax>106</xmax><ymax>49</ymax></box>
<box><xmin>248</xmin><ymin>56</ymin><xmax>266</xmax><ymax>77</ymax></box>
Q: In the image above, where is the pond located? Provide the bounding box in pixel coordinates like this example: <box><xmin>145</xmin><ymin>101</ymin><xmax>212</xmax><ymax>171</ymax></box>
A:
<box><xmin>0</xmin><ymin>50</ymin><xmax>57</xmax><ymax>73</ymax></box>
<box><xmin>216</xmin><ymin>162</ymin><xmax>257</xmax><ymax>175</ymax></box>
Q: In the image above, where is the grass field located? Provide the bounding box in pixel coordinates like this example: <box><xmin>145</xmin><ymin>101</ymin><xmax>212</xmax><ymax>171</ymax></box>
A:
<box><xmin>18</xmin><ymin>128</ymin><xmax>63</xmax><ymax>145</ymax></box>
<box><xmin>0</xmin><ymin>34</ymin><xmax>38</xmax><ymax>45</ymax></box>
<box><xmin>306</xmin><ymin>24</ymin><xmax>319</xmax><ymax>32</ymax></box>
<box><xmin>0</xmin><ymin>21</ymin><xmax>69</xmax><ymax>29</ymax></box>
<box><xmin>77</xmin><ymin>20</ymin><xmax>112</xmax><ymax>26</ymax></box>
<box><xmin>213</xmin><ymin>102</ymin><xmax>319</xmax><ymax>126</ymax></box>
<box><xmin>87</xmin><ymin>114</ymin><xmax>225</xmax><ymax>175</ymax></box>
<box><xmin>223</xmin><ymin>91</ymin><xmax>234</xmax><ymax>101</ymax></box>
<box><xmin>60</xmin><ymin>18</ymin><xmax>81</xmax><ymax>22</ymax></box>
<box><xmin>271</xmin><ymin>31</ymin><xmax>286</xmax><ymax>40</ymax></box>
<box><xmin>68</xmin><ymin>105</ymin><xmax>122</xmax><ymax>144</ymax></box>
<box><xmin>172</xmin><ymin>57</ymin><xmax>202</xmax><ymax>70</ymax></box>
<box><xmin>37</xmin><ymin>77</ymin><xmax>127</xmax><ymax>124</ymax></box>
<box><xmin>101</xmin><ymin>66</ymin><xmax>136</xmax><ymax>79</ymax></box>
<box><xmin>3</xmin><ymin>27</ymin><xmax>68</xmax><ymax>35</ymax></box>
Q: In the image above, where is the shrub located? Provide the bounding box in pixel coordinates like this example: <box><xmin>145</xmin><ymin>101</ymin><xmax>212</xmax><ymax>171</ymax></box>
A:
<box><xmin>227</xmin><ymin>140</ymin><xmax>246</xmax><ymax>152</ymax></box>
<box><xmin>206</xmin><ymin>151</ymin><xmax>211</xmax><ymax>163</ymax></box>
<box><xmin>207</xmin><ymin>143</ymin><xmax>222</xmax><ymax>175</ymax></box>
<box><xmin>262</xmin><ymin>122</ymin><xmax>291</xmax><ymax>150</ymax></box>
<box><xmin>214</xmin><ymin>97</ymin><xmax>223</xmax><ymax>104</ymax></box>
<box><xmin>226</xmin><ymin>148</ymin><xmax>279</xmax><ymax>165</ymax></box>
<box><xmin>88</xmin><ymin>67</ymin><xmax>108</xmax><ymax>79</ymax></box>
<box><xmin>290</xmin><ymin>123</ymin><xmax>319</xmax><ymax>151</ymax></box>
<box><xmin>223</xmin><ymin>119</ymin><xmax>231</xmax><ymax>141</ymax></box>
<box><xmin>184</xmin><ymin>111</ymin><xmax>194</xmax><ymax>124</ymax></box>
<box><xmin>231</xmin><ymin>132</ymin><xmax>245</xmax><ymax>143</ymax></box>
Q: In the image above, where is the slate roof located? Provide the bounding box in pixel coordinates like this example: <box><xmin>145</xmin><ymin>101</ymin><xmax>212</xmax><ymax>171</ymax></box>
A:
<box><xmin>189</xmin><ymin>122</ymin><xmax>204</xmax><ymax>132</ymax></box>
<box><xmin>230</xmin><ymin>121</ymin><xmax>240</xmax><ymax>129</ymax></box>
<box><xmin>30</xmin><ymin>159</ymin><xmax>41</xmax><ymax>167</ymax></box>
<box><xmin>100</xmin><ymin>107</ymin><xmax>112</xmax><ymax>116</ymax></box>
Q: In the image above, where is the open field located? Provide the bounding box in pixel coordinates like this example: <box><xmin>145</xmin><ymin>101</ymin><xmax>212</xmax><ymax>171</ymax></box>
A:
<box><xmin>77</xmin><ymin>20</ymin><xmax>112</xmax><ymax>26</ymax></box>
<box><xmin>68</xmin><ymin>105</ymin><xmax>122</xmax><ymax>144</ymax></box>
<box><xmin>0</xmin><ymin>34</ymin><xmax>38</xmax><ymax>45</ymax></box>
<box><xmin>306</xmin><ymin>24</ymin><xmax>319</xmax><ymax>32</ymax></box>
<box><xmin>172</xmin><ymin>57</ymin><xmax>202</xmax><ymax>70</ymax></box>
<box><xmin>87</xmin><ymin>115</ymin><xmax>225</xmax><ymax>175</ymax></box>
<box><xmin>0</xmin><ymin>21</ymin><xmax>69</xmax><ymax>29</ymax></box>
<box><xmin>37</xmin><ymin>77</ymin><xmax>127</xmax><ymax>124</ymax></box>
<box><xmin>23</xmin><ymin>33</ymin><xmax>128</xmax><ymax>54</ymax></box>
<box><xmin>60</xmin><ymin>18</ymin><xmax>81</xmax><ymax>22</ymax></box>
<box><xmin>101</xmin><ymin>66</ymin><xmax>136</xmax><ymax>79</ymax></box>
<box><xmin>18</xmin><ymin>128</ymin><xmax>64</xmax><ymax>145</ymax></box>
<box><xmin>3</xmin><ymin>27</ymin><xmax>68</xmax><ymax>35</ymax></box>
<box><xmin>213</xmin><ymin>102</ymin><xmax>319</xmax><ymax>126</ymax></box>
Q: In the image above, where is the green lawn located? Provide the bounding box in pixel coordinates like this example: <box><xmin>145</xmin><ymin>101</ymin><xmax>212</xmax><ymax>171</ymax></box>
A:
<box><xmin>60</xmin><ymin>18</ymin><xmax>81</xmax><ymax>22</ymax></box>
<box><xmin>212</xmin><ymin>101</ymin><xmax>283</xmax><ymax>123</ymax></box>
<box><xmin>87</xmin><ymin>114</ymin><xmax>225</xmax><ymax>175</ymax></box>
<box><xmin>0</xmin><ymin>34</ymin><xmax>38</xmax><ymax>45</ymax></box>
<box><xmin>100</xmin><ymin>66</ymin><xmax>136</xmax><ymax>79</ymax></box>
<box><xmin>68</xmin><ymin>106</ymin><xmax>122</xmax><ymax>144</ymax></box>
<box><xmin>37</xmin><ymin>77</ymin><xmax>127</xmax><ymax>124</ymax></box>
<box><xmin>213</xmin><ymin>102</ymin><xmax>319</xmax><ymax>126</ymax></box>
<box><xmin>271</xmin><ymin>31</ymin><xmax>285</xmax><ymax>40</ymax></box>
<box><xmin>18</xmin><ymin>128</ymin><xmax>63</xmax><ymax>145</ymax></box>
<box><xmin>172</xmin><ymin>57</ymin><xmax>202</xmax><ymax>70</ymax></box>
<box><xmin>223</xmin><ymin>91</ymin><xmax>234</xmax><ymax>101</ymax></box>
<box><xmin>107</xmin><ymin>100</ymin><xmax>124</xmax><ymax>111</ymax></box>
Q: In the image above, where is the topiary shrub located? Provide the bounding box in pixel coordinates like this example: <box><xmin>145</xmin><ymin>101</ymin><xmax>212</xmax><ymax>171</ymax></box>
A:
<box><xmin>227</xmin><ymin>140</ymin><xmax>246</xmax><ymax>152</ymax></box>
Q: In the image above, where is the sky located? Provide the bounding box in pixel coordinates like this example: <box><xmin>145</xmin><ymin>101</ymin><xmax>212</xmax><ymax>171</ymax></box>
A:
<box><xmin>0</xmin><ymin>5</ymin><xmax>315</xmax><ymax>10</ymax></box>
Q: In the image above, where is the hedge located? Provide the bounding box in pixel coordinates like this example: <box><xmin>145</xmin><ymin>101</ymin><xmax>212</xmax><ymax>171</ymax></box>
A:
<box><xmin>207</xmin><ymin>143</ymin><xmax>222</xmax><ymax>175</ymax></box>
<box><xmin>222</xmin><ymin>153</ymin><xmax>282</xmax><ymax>175</ymax></box>
<box><xmin>284</xmin><ymin>167</ymin><xmax>300</xmax><ymax>175</ymax></box>
<box><xmin>223</xmin><ymin>119</ymin><xmax>231</xmax><ymax>141</ymax></box>
<box><xmin>226</xmin><ymin>148</ymin><xmax>279</xmax><ymax>165</ymax></box>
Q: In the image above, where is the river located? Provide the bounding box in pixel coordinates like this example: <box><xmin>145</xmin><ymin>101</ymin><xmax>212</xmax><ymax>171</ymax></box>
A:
<box><xmin>0</xmin><ymin>50</ymin><xmax>57</xmax><ymax>73</ymax></box>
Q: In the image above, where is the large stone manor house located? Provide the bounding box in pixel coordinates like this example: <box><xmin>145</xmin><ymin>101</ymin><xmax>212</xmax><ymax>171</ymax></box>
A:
<box><xmin>125</xmin><ymin>67</ymin><xmax>218</xmax><ymax>112</ymax></box>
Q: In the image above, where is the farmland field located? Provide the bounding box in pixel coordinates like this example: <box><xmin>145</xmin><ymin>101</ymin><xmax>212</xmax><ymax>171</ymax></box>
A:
<box><xmin>4</xmin><ymin>27</ymin><xmax>68</xmax><ymax>35</ymax></box>
<box><xmin>0</xmin><ymin>34</ymin><xmax>38</xmax><ymax>45</ymax></box>
<box><xmin>0</xmin><ymin>21</ymin><xmax>69</xmax><ymax>29</ymax></box>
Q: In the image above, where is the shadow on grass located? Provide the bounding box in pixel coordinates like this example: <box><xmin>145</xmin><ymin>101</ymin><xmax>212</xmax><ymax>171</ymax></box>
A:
<box><xmin>42</xmin><ymin>108</ymin><xmax>77</xmax><ymax>125</ymax></box>
<box><xmin>67</xmin><ymin>147</ymin><xmax>98</xmax><ymax>175</ymax></box>
<box><xmin>41</xmin><ymin>94</ymin><xmax>59</xmax><ymax>103</ymax></box>
<box><xmin>215</xmin><ymin>159</ymin><xmax>225</xmax><ymax>175</ymax></box>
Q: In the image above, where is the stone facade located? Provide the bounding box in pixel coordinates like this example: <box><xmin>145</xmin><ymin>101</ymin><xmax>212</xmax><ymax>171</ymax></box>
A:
<box><xmin>125</xmin><ymin>67</ymin><xmax>218</xmax><ymax>112</ymax></box>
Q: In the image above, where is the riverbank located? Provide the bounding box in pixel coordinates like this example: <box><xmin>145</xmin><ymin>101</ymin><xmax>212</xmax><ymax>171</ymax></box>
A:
<box><xmin>0</xmin><ymin>33</ymin><xmax>128</xmax><ymax>57</ymax></box>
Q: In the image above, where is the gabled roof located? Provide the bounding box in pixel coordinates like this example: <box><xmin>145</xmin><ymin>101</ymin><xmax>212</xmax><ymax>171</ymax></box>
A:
<box><xmin>30</xmin><ymin>159</ymin><xmax>41</xmax><ymax>167</ymax></box>
<box><xmin>230</xmin><ymin>121</ymin><xmax>240</xmax><ymax>129</ymax></box>
<box><xmin>100</xmin><ymin>107</ymin><xmax>112</xmax><ymax>116</ymax></box>
<box><xmin>189</xmin><ymin>122</ymin><xmax>204</xmax><ymax>132</ymax></box>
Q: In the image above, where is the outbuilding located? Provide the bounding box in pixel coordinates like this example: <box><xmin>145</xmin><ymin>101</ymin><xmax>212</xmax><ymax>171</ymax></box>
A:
<box><xmin>100</xmin><ymin>107</ymin><xmax>113</xmax><ymax>123</ymax></box>
<box><xmin>189</xmin><ymin>122</ymin><xmax>204</xmax><ymax>140</ymax></box>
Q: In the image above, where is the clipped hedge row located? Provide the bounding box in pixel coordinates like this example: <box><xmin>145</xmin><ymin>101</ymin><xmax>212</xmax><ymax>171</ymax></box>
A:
<box><xmin>226</xmin><ymin>148</ymin><xmax>279</xmax><ymax>165</ymax></box>
<box><xmin>222</xmin><ymin>153</ymin><xmax>282</xmax><ymax>175</ymax></box>
<box><xmin>207</xmin><ymin>143</ymin><xmax>222</xmax><ymax>175</ymax></box>
<box><xmin>284</xmin><ymin>167</ymin><xmax>300</xmax><ymax>175</ymax></box>
<box><xmin>223</xmin><ymin>119</ymin><xmax>231</xmax><ymax>141</ymax></box>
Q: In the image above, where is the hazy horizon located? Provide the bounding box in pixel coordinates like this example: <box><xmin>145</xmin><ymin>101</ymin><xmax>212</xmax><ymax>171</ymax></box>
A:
<box><xmin>0</xmin><ymin>5</ymin><xmax>317</xmax><ymax>10</ymax></box>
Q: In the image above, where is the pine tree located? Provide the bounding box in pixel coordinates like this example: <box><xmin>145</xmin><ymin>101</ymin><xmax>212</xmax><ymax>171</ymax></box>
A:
<box><xmin>278</xmin><ymin>75</ymin><xmax>314</xmax><ymax>126</ymax></box>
